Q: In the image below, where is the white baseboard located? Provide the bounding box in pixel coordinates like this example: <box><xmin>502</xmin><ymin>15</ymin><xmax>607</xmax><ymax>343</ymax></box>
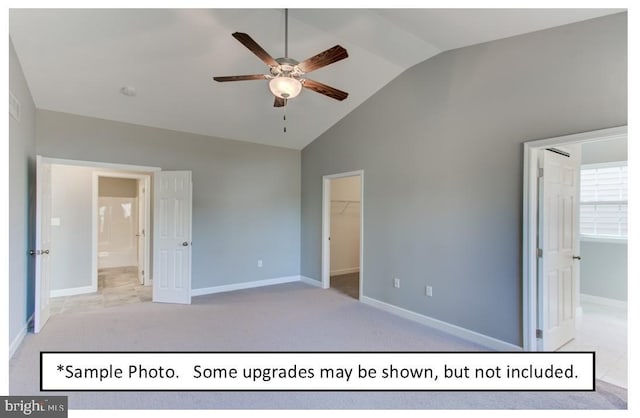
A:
<box><xmin>330</xmin><ymin>267</ymin><xmax>360</xmax><ymax>276</ymax></box>
<box><xmin>50</xmin><ymin>285</ymin><xmax>96</xmax><ymax>298</ymax></box>
<box><xmin>300</xmin><ymin>275</ymin><xmax>322</xmax><ymax>287</ymax></box>
<box><xmin>10</xmin><ymin>314</ymin><xmax>32</xmax><ymax>358</ymax></box>
<box><xmin>191</xmin><ymin>275</ymin><xmax>301</xmax><ymax>297</ymax></box>
<box><xmin>581</xmin><ymin>293</ymin><xmax>627</xmax><ymax>309</ymax></box>
<box><xmin>360</xmin><ymin>296</ymin><xmax>521</xmax><ymax>352</ymax></box>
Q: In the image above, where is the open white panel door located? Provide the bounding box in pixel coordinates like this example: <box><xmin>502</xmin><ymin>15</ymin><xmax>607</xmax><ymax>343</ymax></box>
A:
<box><xmin>538</xmin><ymin>146</ymin><xmax>580</xmax><ymax>351</ymax></box>
<box><xmin>153</xmin><ymin>171</ymin><xmax>192</xmax><ymax>304</ymax></box>
<box><xmin>34</xmin><ymin>156</ymin><xmax>52</xmax><ymax>333</ymax></box>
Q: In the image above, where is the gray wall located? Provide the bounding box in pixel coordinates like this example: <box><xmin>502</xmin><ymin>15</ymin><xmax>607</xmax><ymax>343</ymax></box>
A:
<box><xmin>36</xmin><ymin>110</ymin><xmax>301</xmax><ymax>291</ymax></box>
<box><xmin>50</xmin><ymin>165</ymin><xmax>96</xmax><ymax>291</ymax></box>
<box><xmin>9</xmin><ymin>38</ymin><xmax>37</xmax><ymax>347</ymax></box>
<box><xmin>580</xmin><ymin>241</ymin><xmax>627</xmax><ymax>301</ymax></box>
<box><xmin>579</xmin><ymin>137</ymin><xmax>627</xmax><ymax>302</ymax></box>
<box><xmin>301</xmin><ymin>13</ymin><xmax>627</xmax><ymax>346</ymax></box>
<box><xmin>99</xmin><ymin>177</ymin><xmax>137</xmax><ymax>198</ymax></box>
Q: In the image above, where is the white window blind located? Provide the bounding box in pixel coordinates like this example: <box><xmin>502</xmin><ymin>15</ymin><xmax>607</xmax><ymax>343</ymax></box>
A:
<box><xmin>580</xmin><ymin>163</ymin><xmax>627</xmax><ymax>239</ymax></box>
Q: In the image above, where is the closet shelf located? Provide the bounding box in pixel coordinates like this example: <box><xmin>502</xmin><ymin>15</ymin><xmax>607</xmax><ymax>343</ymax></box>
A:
<box><xmin>331</xmin><ymin>199</ymin><xmax>360</xmax><ymax>214</ymax></box>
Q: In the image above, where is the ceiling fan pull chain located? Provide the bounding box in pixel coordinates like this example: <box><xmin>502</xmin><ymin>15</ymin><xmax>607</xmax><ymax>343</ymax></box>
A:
<box><xmin>283</xmin><ymin>98</ymin><xmax>291</xmax><ymax>133</ymax></box>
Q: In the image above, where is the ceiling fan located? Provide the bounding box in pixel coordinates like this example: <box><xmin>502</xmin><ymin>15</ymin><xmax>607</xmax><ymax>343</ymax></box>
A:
<box><xmin>213</xmin><ymin>9</ymin><xmax>349</xmax><ymax>108</ymax></box>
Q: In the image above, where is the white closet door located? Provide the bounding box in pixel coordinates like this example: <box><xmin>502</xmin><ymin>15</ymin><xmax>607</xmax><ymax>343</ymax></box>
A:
<box><xmin>153</xmin><ymin>171</ymin><xmax>192</xmax><ymax>304</ymax></box>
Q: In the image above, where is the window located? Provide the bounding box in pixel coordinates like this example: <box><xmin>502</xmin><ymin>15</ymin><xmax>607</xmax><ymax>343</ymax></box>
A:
<box><xmin>580</xmin><ymin>162</ymin><xmax>627</xmax><ymax>240</ymax></box>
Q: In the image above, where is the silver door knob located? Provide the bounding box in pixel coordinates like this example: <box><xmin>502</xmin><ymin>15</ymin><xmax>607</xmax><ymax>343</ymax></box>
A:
<box><xmin>182</xmin><ymin>242</ymin><xmax>189</xmax><ymax>246</ymax></box>
<box><xmin>43</xmin><ymin>249</ymin><xmax>50</xmax><ymax>254</ymax></box>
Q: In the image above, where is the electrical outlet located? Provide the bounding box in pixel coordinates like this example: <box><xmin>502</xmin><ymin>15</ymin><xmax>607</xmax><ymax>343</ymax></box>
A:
<box><xmin>426</xmin><ymin>286</ymin><xmax>433</xmax><ymax>297</ymax></box>
<box><xmin>393</xmin><ymin>278</ymin><xmax>400</xmax><ymax>288</ymax></box>
<box><xmin>257</xmin><ymin>259</ymin><xmax>263</xmax><ymax>268</ymax></box>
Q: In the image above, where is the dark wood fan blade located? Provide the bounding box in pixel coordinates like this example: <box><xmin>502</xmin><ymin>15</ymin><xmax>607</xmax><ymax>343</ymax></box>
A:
<box><xmin>298</xmin><ymin>45</ymin><xmax>348</xmax><ymax>73</ymax></box>
<box><xmin>303</xmin><ymin>79</ymin><xmax>348</xmax><ymax>101</ymax></box>
<box><xmin>232</xmin><ymin>32</ymin><xmax>278</xmax><ymax>67</ymax></box>
<box><xmin>213</xmin><ymin>74</ymin><xmax>267</xmax><ymax>82</ymax></box>
<box><xmin>274</xmin><ymin>97</ymin><xmax>286</xmax><ymax>107</ymax></box>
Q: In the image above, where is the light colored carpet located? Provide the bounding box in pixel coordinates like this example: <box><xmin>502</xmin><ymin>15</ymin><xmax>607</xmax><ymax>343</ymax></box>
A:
<box><xmin>10</xmin><ymin>282</ymin><xmax>627</xmax><ymax>410</ymax></box>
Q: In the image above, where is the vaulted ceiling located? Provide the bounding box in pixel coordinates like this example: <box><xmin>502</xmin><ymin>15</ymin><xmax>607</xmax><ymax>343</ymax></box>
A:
<box><xmin>9</xmin><ymin>8</ymin><xmax>622</xmax><ymax>149</ymax></box>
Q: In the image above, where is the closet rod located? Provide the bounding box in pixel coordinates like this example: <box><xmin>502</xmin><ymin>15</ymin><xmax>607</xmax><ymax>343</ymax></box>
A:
<box><xmin>331</xmin><ymin>200</ymin><xmax>360</xmax><ymax>214</ymax></box>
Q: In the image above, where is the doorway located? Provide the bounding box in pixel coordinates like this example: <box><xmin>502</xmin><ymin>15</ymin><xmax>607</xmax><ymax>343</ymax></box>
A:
<box><xmin>522</xmin><ymin>126</ymin><xmax>627</xmax><ymax>386</ymax></box>
<box><xmin>322</xmin><ymin>171</ymin><xmax>364</xmax><ymax>299</ymax></box>
<box><xmin>33</xmin><ymin>157</ymin><xmax>159</xmax><ymax>332</ymax></box>
<box><xmin>94</xmin><ymin>172</ymin><xmax>151</xmax><ymax>289</ymax></box>
<box><xmin>44</xmin><ymin>166</ymin><xmax>152</xmax><ymax>316</ymax></box>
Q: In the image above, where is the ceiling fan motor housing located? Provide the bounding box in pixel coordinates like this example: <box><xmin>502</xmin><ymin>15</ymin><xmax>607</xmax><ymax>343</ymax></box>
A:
<box><xmin>271</xmin><ymin>57</ymin><xmax>304</xmax><ymax>78</ymax></box>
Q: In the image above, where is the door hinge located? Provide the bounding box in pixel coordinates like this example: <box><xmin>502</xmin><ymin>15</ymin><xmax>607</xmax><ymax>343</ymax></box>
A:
<box><xmin>142</xmin><ymin>270</ymin><xmax>144</xmax><ymax>277</ymax></box>
<box><xmin>536</xmin><ymin>248</ymin><xmax>543</xmax><ymax>258</ymax></box>
<box><xmin>538</xmin><ymin>167</ymin><xmax>544</xmax><ymax>178</ymax></box>
<box><xmin>536</xmin><ymin>329</ymin><xmax>543</xmax><ymax>339</ymax></box>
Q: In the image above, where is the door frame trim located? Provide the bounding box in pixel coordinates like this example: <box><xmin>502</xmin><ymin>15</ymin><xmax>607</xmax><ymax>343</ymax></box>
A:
<box><xmin>34</xmin><ymin>155</ymin><xmax>52</xmax><ymax>333</ymax></box>
<box><xmin>522</xmin><ymin>126</ymin><xmax>626</xmax><ymax>351</ymax></box>
<box><xmin>40</xmin><ymin>157</ymin><xmax>159</xmax><ymax>173</ymax></box>
<box><xmin>92</xmin><ymin>171</ymin><xmax>152</xmax><ymax>290</ymax></box>
<box><xmin>321</xmin><ymin>170</ymin><xmax>364</xmax><ymax>299</ymax></box>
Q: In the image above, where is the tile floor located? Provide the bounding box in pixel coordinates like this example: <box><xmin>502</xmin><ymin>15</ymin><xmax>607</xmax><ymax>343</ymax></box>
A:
<box><xmin>49</xmin><ymin>266</ymin><xmax>152</xmax><ymax>315</ymax></box>
<box><xmin>559</xmin><ymin>300</ymin><xmax>627</xmax><ymax>388</ymax></box>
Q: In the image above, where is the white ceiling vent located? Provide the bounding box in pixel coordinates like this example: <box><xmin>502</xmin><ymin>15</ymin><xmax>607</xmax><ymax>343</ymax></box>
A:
<box><xmin>9</xmin><ymin>91</ymin><xmax>21</xmax><ymax>122</ymax></box>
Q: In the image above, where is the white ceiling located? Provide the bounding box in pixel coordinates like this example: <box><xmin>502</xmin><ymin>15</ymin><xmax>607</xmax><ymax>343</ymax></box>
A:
<box><xmin>9</xmin><ymin>8</ymin><xmax>622</xmax><ymax>150</ymax></box>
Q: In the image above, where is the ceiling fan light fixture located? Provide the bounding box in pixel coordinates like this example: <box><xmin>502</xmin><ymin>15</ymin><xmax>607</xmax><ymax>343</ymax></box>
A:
<box><xmin>269</xmin><ymin>76</ymin><xmax>302</xmax><ymax>99</ymax></box>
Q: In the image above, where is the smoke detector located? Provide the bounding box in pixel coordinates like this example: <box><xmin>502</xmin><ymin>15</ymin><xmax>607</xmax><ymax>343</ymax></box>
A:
<box><xmin>120</xmin><ymin>86</ymin><xmax>137</xmax><ymax>97</ymax></box>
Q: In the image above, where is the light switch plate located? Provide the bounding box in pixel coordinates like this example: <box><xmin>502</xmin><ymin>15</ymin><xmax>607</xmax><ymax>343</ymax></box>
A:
<box><xmin>9</xmin><ymin>91</ymin><xmax>21</xmax><ymax>122</ymax></box>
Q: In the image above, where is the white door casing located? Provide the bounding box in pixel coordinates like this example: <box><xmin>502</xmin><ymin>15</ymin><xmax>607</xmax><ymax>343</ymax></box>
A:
<box><xmin>137</xmin><ymin>180</ymin><xmax>145</xmax><ymax>285</ymax></box>
<box><xmin>153</xmin><ymin>171</ymin><xmax>193</xmax><ymax>304</ymax></box>
<box><xmin>538</xmin><ymin>147</ymin><xmax>580</xmax><ymax>351</ymax></box>
<box><xmin>34</xmin><ymin>156</ymin><xmax>52</xmax><ymax>333</ymax></box>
